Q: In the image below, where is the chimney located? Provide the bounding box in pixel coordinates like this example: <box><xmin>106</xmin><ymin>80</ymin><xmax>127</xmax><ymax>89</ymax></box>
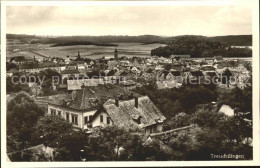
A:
<box><xmin>119</xmin><ymin>94</ymin><xmax>123</xmax><ymax>100</ymax></box>
<box><xmin>72</xmin><ymin>91</ymin><xmax>76</xmax><ymax>100</ymax></box>
<box><xmin>128</xmin><ymin>93</ymin><xmax>134</xmax><ymax>99</ymax></box>
<box><xmin>134</xmin><ymin>97</ymin><xmax>138</xmax><ymax>108</ymax></box>
<box><xmin>115</xmin><ymin>98</ymin><xmax>119</xmax><ymax>107</ymax></box>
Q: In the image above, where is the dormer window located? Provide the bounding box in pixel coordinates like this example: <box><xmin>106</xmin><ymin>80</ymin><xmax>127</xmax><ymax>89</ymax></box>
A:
<box><xmin>132</xmin><ymin>115</ymin><xmax>142</xmax><ymax>124</ymax></box>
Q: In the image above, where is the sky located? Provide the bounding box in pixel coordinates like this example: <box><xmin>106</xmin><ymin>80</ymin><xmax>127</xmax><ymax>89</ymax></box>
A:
<box><xmin>6</xmin><ymin>5</ymin><xmax>252</xmax><ymax>36</ymax></box>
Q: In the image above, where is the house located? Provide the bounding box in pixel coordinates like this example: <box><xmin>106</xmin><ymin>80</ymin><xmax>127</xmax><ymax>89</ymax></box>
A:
<box><xmin>96</xmin><ymin>95</ymin><xmax>166</xmax><ymax>135</ymax></box>
<box><xmin>213</xmin><ymin>56</ymin><xmax>223</xmax><ymax>62</ymax></box>
<box><xmin>47</xmin><ymin>85</ymin><xmax>140</xmax><ymax>130</ymax></box>
<box><xmin>103</xmin><ymin>69</ymin><xmax>121</xmax><ymax>84</ymax></box>
<box><xmin>26</xmin><ymin>144</ymin><xmax>54</xmax><ymax>161</ymax></box>
<box><xmin>30</xmin><ymin>83</ymin><xmax>42</xmax><ymax>96</ymax></box>
<box><xmin>61</xmin><ymin>67</ymin><xmax>81</xmax><ymax>80</ymax></box>
<box><xmin>107</xmin><ymin>60</ymin><xmax>120</xmax><ymax>70</ymax></box>
<box><xmin>47</xmin><ymin>84</ymin><xmax>166</xmax><ymax>135</ymax></box>
<box><xmin>120</xmin><ymin>80</ymin><xmax>136</xmax><ymax>90</ymax></box>
<box><xmin>67</xmin><ymin>78</ymin><xmax>104</xmax><ymax>90</ymax></box>
<box><xmin>204</xmin><ymin>58</ymin><xmax>215</xmax><ymax>65</ymax></box>
<box><xmin>18</xmin><ymin>63</ymin><xmax>44</xmax><ymax>73</ymax></box>
<box><xmin>130</xmin><ymin>66</ymin><xmax>140</xmax><ymax>74</ymax></box>
<box><xmin>159</xmin><ymin>70</ymin><xmax>182</xmax><ymax>82</ymax></box>
<box><xmin>131</xmin><ymin>57</ymin><xmax>147</xmax><ymax>70</ymax></box>
<box><xmin>77</xmin><ymin>62</ymin><xmax>87</xmax><ymax>70</ymax></box>
<box><xmin>156</xmin><ymin>81</ymin><xmax>182</xmax><ymax>90</ymax></box>
<box><xmin>6</xmin><ymin>68</ymin><xmax>19</xmax><ymax>77</ymax></box>
<box><xmin>155</xmin><ymin>65</ymin><xmax>164</xmax><ymax>71</ymax></box>
<box><xmin>65</xmin><ymin>55</ymin><xmax>71</xmax><ymax>64</ymax></box>
<box><xmin>140</xmin><ymin>72</ymin><xmax>156</xmax><ymax>82</ymax></box>
<box><xmin>218</xmin><ymin>104</ymin><xmax>234</xmax><ymax>116</ymax></box>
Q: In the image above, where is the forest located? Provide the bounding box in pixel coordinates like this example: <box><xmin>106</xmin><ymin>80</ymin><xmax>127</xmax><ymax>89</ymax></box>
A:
<box><xmin>151</xmin><ymin>35</ymin><xmax>252</xmax><ymax>58</ymax></box>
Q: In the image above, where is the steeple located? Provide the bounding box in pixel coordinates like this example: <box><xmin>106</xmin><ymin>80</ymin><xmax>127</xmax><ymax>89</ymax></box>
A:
<box><xmin>114</xmin><ymin>47</ymin><xmax>118</xmax><ymax>60</ymax></box>
<box><xmin>78</xmin><ymin>51</ymin><xmax>80</xmax><ymax>59</ymax></box>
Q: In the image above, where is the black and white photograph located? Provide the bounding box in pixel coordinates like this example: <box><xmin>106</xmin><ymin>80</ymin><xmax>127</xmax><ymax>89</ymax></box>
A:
<box><xmin>1</xmin><ymin>0</ymin><xmax>259</xmax><ymax>167</ymax></box>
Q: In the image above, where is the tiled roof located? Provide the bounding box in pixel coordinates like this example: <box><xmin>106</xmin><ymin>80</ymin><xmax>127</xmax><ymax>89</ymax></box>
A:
<box><xmin>103</xmin><ymin>96</ymin><xmax>166</xmax><ymax>128</ymax></box>
<box><xmin>51</xmin><ymin>84</ymin><xmax>140</xmax><ymax>111</ymax></box>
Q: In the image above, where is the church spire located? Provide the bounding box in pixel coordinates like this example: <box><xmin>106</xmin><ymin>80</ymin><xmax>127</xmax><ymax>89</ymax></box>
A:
<box><xmin>78</xmin><ymin>51</ymin><xmax>80</xmax><ymax>59</ymax></box>
<box><xmin>114</xmin><ymin>47</ymin><xmax>118</xmax><ymax>60</ymax></box>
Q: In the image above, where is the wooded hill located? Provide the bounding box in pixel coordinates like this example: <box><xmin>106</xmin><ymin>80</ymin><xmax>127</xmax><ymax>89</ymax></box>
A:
<box><xmin>7</xmin><ymin>34</ymin><xmax>252</xmax><ymax>46</ymax></box>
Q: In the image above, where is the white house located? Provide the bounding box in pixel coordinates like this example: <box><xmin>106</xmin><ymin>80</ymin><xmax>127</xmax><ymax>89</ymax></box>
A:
<box><xmin>47</xmin><ymin>84</ymin><xmax>166</xmax><ymax>134</ymax></box>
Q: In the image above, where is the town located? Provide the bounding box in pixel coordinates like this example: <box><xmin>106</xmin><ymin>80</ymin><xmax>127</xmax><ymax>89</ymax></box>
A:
<box><xmin>6</xmin><ymin>40</ymin><xmax>253</xmax><ymax>161</ymax></box>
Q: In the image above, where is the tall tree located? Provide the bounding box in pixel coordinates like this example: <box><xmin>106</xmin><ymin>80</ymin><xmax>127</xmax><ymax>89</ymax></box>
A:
<box><xmin>34</xmin><ymin>115</ymin><xmax>73</xmax><ymax>147</ymax></box>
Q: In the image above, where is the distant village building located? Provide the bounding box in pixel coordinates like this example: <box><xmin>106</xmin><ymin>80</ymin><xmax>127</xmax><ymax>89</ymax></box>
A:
<box><xmin>218</xmin><ymin>104</ymin><xmax>235</xmax><ymax>116</ymax></box>
<box><xmin>67</xmin><ymin>79</ymin><xmax>104</xmax><ymax>90</ymax></box>
<box><xmin>6</xmin><ymin>68</ymin><xmax>19</xmax><ymax>77</ymax></box>
<box><xmin>61</xmin><ymin>66</ymin><xmax>81</xmax><ymax>80</ymax></box>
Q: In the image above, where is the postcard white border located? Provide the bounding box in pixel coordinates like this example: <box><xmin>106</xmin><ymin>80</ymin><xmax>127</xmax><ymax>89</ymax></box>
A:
<box><xmin>1</xmin><ymin>0</ymin><xmax>259</xmax><ymax>167</ymax></box>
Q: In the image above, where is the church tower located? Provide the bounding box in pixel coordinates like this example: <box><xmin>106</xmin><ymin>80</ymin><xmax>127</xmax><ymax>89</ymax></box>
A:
<box><xmin>114</xmin><ymin>47</ymin><xmax>118</xmax><ymax>60</ymax></box>
<box><xmin>78</xmin><ymin>51</ymin><xmax>81</xmax><ymax>59</ymax></box>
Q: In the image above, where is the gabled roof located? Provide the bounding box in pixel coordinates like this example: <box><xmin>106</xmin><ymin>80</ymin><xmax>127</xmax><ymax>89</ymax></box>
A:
<box><xmin>102</xmin><ymin>96</ymin><xmax>166</xmax><ymax>128</ymax></box>
<box><xmin>106</xmin><ymin>69</ymin><xmax>118</xmax><ymax>76</ymax></box>
<box><xmin>50</xmin><ymin>84</ymin><xmax>140</xmax><ymax>111</ymax></box>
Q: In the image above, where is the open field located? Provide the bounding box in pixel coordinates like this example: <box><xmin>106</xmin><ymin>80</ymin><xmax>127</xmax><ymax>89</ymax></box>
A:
<box><xmin>7</xmin><ymin>42</ymin><xmax>166</xmax><ymax>60</ymax></box>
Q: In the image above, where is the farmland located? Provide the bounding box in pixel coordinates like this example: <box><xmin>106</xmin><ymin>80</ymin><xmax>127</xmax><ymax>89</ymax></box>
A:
<box><xmin>7</xmin><ymin>42</ymin><xmax>166</xmax><ymax>60</ymax></box>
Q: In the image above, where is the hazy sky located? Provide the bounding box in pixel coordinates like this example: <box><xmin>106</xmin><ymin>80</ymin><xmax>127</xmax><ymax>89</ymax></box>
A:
<box><xmin>6</xmin><ymin>5</ymin><xmax>252</xmax><ymax>36</ymax></box>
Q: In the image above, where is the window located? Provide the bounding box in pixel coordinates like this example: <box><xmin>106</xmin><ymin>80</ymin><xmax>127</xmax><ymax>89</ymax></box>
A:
<box><xmin>66</xmin><ymin>113</ymin><xmax>70</xmax><ymax>121</ymax></box>
<box><xmin>100</xmin><ymin>115</ymin><xmax>103</xmax><ymax>123</ymax></box>
<box><xmin>50</xmin><ymin>109</ymin><xmax>56</xmax><ymax>115</ymax></box>
<box><xmin>58</xmin><ymin>111</ymin><xmax>61</xmax><ymax>116</ymax></box>
<box><xmin>72</xmin><ymin>115</ymin><xmax>78</xmax><ymax>125</ymax></box>
<box><xmin>107</xmin><ymin>117</ymin><xmax>110</xmax><ymax>125</ymax></box>
<box><xmin>84</xmin><ymin>116</ymin><xmax>88</xmax><ymax>124</ymax></box>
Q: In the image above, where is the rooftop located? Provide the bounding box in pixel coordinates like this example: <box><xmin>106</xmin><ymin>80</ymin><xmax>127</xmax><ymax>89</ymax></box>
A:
<box><xmin>103</xmin><ymin>96</ymin><xmax>166</xmax><ymax>128</ymax></box>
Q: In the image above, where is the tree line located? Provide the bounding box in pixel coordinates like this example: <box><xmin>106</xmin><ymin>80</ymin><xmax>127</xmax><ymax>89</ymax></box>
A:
<box><xmin>151</xmin><ymin>36</ymin><xmax>252</xmax><ymax>58</ymax></box>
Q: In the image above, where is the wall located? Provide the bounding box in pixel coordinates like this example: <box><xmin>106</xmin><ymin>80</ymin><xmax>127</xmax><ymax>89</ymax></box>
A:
<box><xmin>91</xmin><ymin>111</ymin><xmax>113</xmax><ymax>128</ymax></box>
<box><xmin>47</xmin><ymin>104</ymin><xmax>97</xmax><ymax>129</ymax></box>
<box><xmin>144</xmin><ymin>123</ymin><xmax>163</xmax><ymax>135</ymax></box>
<box><xmin>82</xmin><ymin>110</ymin><xmax>97</xmax><ymax>130</ymax></box>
